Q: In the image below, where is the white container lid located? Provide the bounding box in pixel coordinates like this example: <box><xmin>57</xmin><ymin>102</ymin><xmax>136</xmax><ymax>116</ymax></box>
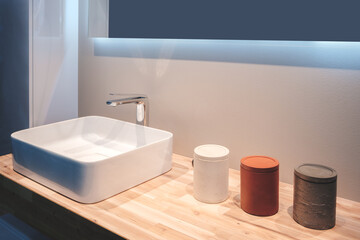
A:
<box><xmin>194</xmin><ymin>144</ymin><xmax>229</xmax><ymax>161</ymax></box>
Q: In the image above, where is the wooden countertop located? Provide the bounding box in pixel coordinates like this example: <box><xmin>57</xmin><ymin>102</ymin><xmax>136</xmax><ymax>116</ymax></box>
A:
<box><xmin>0</xmin><ymin>154</ymin><xmax>359</xmax><ymax>240</ymax></box>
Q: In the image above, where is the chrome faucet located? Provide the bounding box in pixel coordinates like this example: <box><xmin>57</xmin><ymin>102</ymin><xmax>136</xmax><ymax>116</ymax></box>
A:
<box><xmin>106</xmin><ymin>94</ymin><xmax>149</xmax><ymax>126</ymax></box>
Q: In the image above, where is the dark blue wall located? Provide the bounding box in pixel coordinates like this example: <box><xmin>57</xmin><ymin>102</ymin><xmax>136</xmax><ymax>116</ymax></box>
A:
<box><xmin>109</xmin><ymin>0</ymin><xmax>360</xmax><ymax>41</ymax></box>
<box><xmin>0</xmin><ymin>0</ymin><xmax>29</xmax><ymax>155</ymax></box>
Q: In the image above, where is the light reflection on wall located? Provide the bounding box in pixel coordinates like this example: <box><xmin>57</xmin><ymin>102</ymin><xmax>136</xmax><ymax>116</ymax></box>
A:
<box><xmin>93</xmin><ymin>38</ymin><xmax>360</xmax><ymax>70</ymax></box>
<box><xmin>32</xmin><ymin>0</ymin><xmax>78</xmax><ymax>127</ymax></box>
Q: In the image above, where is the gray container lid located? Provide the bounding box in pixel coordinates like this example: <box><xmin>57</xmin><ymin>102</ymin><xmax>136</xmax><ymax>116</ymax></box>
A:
<box><xmin>295</xmin><ymin>164</ymin><xmax>337</xmax><ymax>183</ymax></box>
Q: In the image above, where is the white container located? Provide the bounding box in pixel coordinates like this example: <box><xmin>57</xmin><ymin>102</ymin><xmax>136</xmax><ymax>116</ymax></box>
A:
<box><xmin>193</xmin><ymin>144</ymin><xmax>229</xmax><ymax>203</ymax></box>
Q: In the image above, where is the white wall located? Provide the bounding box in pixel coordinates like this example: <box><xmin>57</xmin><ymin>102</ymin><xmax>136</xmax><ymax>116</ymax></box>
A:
<box><xmin>79</xmin><ymin>0</ymin><xmax>360</xmax><ymax>201</ymax></box>
<box><xmin>31</xmin><ymin>0</ymin><xmax>78</xmax><ymax>126</ymax></box>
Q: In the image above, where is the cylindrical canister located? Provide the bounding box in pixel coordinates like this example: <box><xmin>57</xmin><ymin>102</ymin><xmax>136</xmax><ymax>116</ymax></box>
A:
<box><xmin>293</xmin><ymin>164</ymin><xmax>337</xmax><ymax>230</ymax></box>
<box><xmin>241</xmin><ymin>156</ymin><xmax>279</xmax><ymax>216</ymax></box>
<box><xmin>193</xmin><ymin>144</ymin><xmax>229</xmax><ymax>203</ymax></box>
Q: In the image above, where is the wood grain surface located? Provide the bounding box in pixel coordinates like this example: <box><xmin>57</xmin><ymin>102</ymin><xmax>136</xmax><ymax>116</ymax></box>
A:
<box><xmin>0</xmin><ymin>154</ymin><xmax>359</xmax><ymax>240</ymax></box>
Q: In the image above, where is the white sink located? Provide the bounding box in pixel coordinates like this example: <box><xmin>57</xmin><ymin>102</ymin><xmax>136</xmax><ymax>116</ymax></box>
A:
<box><xmin>11</xmin><ymin>116</ymin><xmax>173</xmax><ymax>203</ymax></box>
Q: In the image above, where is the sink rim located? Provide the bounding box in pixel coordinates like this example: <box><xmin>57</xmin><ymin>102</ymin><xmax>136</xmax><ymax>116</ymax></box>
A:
<box><xmin>11</xmin><ymin>115</ymin><xmax>173</xmax><ymax>164</ymax></box>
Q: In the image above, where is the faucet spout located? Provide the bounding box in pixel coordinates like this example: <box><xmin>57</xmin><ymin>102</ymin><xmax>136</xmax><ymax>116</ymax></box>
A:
<box><xmin>106</xmin><ymin>94</ymin><xmax>149</xmax><ymax>126</ymax></box>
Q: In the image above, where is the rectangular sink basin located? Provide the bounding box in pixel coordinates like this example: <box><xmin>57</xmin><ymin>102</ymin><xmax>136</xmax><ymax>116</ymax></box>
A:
<box><xmin>11</xmin><ymin>116</ymin><xmax>173</xmax><ymax>203</ymax></box>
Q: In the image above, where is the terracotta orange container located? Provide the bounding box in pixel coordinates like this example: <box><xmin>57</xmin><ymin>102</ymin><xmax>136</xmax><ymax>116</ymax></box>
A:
<box><xmin>241</xmin><ymin>156</ymin><xmax>279</xmax><ymax>216</ymax></box>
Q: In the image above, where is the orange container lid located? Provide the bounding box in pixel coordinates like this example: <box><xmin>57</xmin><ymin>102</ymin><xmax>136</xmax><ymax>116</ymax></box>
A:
<box><xmin>241</xmin><ymin>156</ymin><xmax>279</xmax><ymax>173</ymax></box>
